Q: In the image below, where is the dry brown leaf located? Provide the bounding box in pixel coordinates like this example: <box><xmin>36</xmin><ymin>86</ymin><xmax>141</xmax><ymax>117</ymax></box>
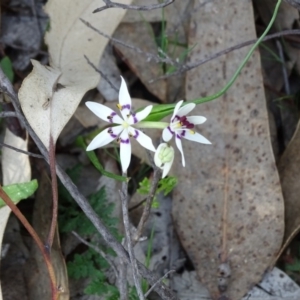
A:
<box><xmin>113</xmin><ymin>22</ymin><xmax>167</xmax><ymax>102</ymax></box>
<box><xmin>19</xmin><ymin>0</ymin><xmax>132</xmax><ymax>149</ymax></box>
<box><xmin>277</xmin><ymin>121</ymin><xmax>300</xmax><ymax>258</ymax></box>
<box><xmin>0</xmin><ymin>129</ymin><xmax>31</xmax><ymax>299</ymax></box>
<box><xmin>172</xmin><ymin>1</ymin><xmax>284</xmax><ymax>299</ymax></box>
<box><xmin>25</xmin><ymin>172</ymin><xmax>69</xmax><ymax>300</ymax></box>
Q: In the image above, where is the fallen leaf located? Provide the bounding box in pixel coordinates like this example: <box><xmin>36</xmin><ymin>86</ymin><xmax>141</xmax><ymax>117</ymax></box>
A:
<box><xmin>277</xmin><ymin>121</ymin><xmax>300</xmax><ymax>258</ymax></box>
<box><xmin>172</xmin><ymin>1</ymin><xmax>284</xmax><ymax>299</ymax></box>
<box><xmin>19</xmin><ymin>0</ymin><xmax>132</xmax><ymax>149</ymax></box>
<box><xmin>113</xmin><ymin>22</ymin><xmax>167</xmax><ymax>101</ymax></box>
<box><xmin>0</xmin><ymin>129</ymin><xmax>31</xmax><ymax>299</ymax></box>
<box><xmin>25</xmin><ymin>172</ymin><xmax>69</xmax><ymax>300</ymax></box>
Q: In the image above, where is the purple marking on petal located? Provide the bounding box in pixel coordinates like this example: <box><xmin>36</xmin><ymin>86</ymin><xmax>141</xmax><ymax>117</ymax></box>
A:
<box><xmin>176</xmin><ymin>133</ymin><xmax>182</xmax><ymax>139</ymax></box>
<box><xmin>132</xmin><ymin>130</ymin><xmax>139</xmax><ymax>139</ymax></box>
<box><xmin>120</xmin><ymin>138</ymin><xmax>130</xmax><ymax>144</ymax></box>
<box><xmin>167</xmin><ymin>126</ymin><xmax>175</xmax><ymax>135</ymax></box>
<box><xmin>108</xmin><ymin>127</ymin><xmax>118</xmax><ymax>138</ymax></box>
<box><xmin>132</xmin><ymin>113</ymin><xmax>138</xmax><ymax>124</ymax></box>
<box><xmin>181</xmin><ymin>130</ymin><xmax>186</xmax><ymax>137</ymax></box>
<box><xmin>108</xmin><ymin>112</ymin><xmax>117</xmax><ymax>123</ymax></box>
<box><xmin>172</xmin><ymin>115</ymin><xmax>180</xmax><ymax>123</ymax></box>
<box><xmin>122</xmin><ymin>104</ymin><xmax>131</xmax><ymax>110</ymax></box>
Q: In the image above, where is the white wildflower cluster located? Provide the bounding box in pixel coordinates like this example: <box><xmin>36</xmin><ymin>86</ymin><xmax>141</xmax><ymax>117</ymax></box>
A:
<box><xmin>86</xmin><ymin>77</ymin><xmax>211</xmax><ymax>177</ymax></box>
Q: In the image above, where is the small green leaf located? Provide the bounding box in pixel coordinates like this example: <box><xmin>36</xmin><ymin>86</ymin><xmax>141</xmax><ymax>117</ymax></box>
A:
<box><xmin>0</xmin><ymin>56</ymin><xmax>14</xmax><ymax>83</ymax></box>
<box><xmin>0</xmin><ymin>179</ymin><xmax>38</xmax><ymax>208</ymax></box>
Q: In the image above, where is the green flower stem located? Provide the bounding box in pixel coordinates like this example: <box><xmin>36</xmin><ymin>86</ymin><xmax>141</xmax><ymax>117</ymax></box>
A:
<box><xmin>136</xmin><ymin>121</ymin><xmax>169</xmax><ymax>129</ymax></box>
<box><xmin>191</xmin><ymin>0</ymin><xmax>282</xmax><ymax>105</ymax></box>
<box><xmin>145</xmin><ymin>0</ymin><xmax>282</xmax><ymax>122</ymax></box>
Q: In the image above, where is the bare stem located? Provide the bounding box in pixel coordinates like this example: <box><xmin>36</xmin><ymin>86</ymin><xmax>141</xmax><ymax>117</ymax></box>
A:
<box><xmin>151</xmin><ymin>29</ymin><xmax>300</xmax><ymax>82</ymax></box>
<box><xmin>72</xmin><ymin>231</ymin><xmax>118</xmax><ymax>277</ymax></box>
<box><xmin>93</xmin><ymin>0</ymin><xmax>174</xmax><ymax>13</ymax></box>
<box><xmin>0</xmin><ymin>185</ymin><xmax>58</xmax><ymax>300</ymax></box>
<box><xmin>134</xmin><ymin>167</ymin><xmax>161</xmax><ymax>243</ymax></box>
<box><xmin>120</xmin><ymin>175</ymin><xmax>144</xmax><ymax>300</ymax></box>
<box><xmin>46</xmin><ymin>136</ymin><xmax>59</xmax><ymax>249</ymax></box>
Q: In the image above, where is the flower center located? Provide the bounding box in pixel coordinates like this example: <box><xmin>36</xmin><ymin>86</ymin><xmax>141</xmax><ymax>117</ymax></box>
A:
<box><xmin>172</xmin><ymin>115</ymin><xmax>194</xmax><ymax>130</ymax></box>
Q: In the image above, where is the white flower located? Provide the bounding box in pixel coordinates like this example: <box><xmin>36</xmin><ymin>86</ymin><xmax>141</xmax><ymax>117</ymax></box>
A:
<box><xmin>154</xmin><ymin>143</ymin><xmax>175</xmax><ymax>178</ymax></box>
<box><xmin>162</xmin><ymin>100</ymin><xmax>211</xmax><ymax>166</ymax></box>
<box><xmin>86</xmin><ymin>76</ymin><xmax>156</xmax><ymax>173</ymax></box>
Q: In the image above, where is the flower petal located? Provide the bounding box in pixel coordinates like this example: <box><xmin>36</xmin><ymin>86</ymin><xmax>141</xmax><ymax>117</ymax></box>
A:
<box><xmin>86</xmin><ymin>126</ymin><xmax>123</xmax><ymax>151</ymax></box>
<box><xmin>177</xmin><ymin>102</ymin><xmax>196</xmax><ymax>117</ymax></box>
<box><xmin>129</xmin><ymin>105</ymin><xmax>153</xmax><ymax>125</ymax></box>
<box><xmin>162</xmin><ymin>127</ymin><xmax>173</xmax><ymax>142</ymax></box>
<box><xmin>119</xmin><ymin>76</ymin><xmax>132</xmax><ymax>119</ymax></box>
<box><xmin>183</xmin><ymin>131</ymin><xmax>211</xmax><ymax>144</ymax></box>
<box><xmin>171</xmin><ymin>100</ymin><xmax>184</xmax><ymax>121</ymax></box>
<box><xmin>129</xmin><ymin>127</ymin><xmax>156</xmax><ymax>152</ymax></box>
<box><xmin>175</xmin><ymin>135</ymin><xmax>185</xmax><ymax>167</ymax></box>
<box><xmin>162</xmin><ymin>160</ymin><xmax>173</xmax><ymax>178</ymax></box>
<box><xmin>86</xmin><ymin>102</ymin><xmax>123</xmax><ymax>124</ymax></box>
<box><xmin>119</xmin><ymin>130</ymin><xmax>131</xmax><ymax>173</ymax></box>
<box><xmin>187</xmin><ymin>116</ymin><xmax>207</xmax><ymax>125</ymax></box>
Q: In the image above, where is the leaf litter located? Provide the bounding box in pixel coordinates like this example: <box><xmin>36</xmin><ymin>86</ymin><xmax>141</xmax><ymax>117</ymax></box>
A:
<box><xmin>2</xmin><ymin>0</ymin><xmax>300</xmax><ymax>299</ymax></box>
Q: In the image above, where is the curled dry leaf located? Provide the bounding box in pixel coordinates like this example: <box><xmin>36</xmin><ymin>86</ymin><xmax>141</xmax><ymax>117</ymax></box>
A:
<box><xmin>0</xmin><ymin>129</ymin><xmax>31</xmax><ymax>299</ymax></box>
<box><xmin>19</xmin><ymin>0</ymin><xmax>132</xmax><ymax>149</ymax></box>
<box><xmin>277</xmin><ymin>121</ymin><xmax>300</xmax><ymax>258</ymax></box>
<box><xmin>172</xmin><ymin>1</ymin><xmax>284</xmax><ymax>299</ymax></box>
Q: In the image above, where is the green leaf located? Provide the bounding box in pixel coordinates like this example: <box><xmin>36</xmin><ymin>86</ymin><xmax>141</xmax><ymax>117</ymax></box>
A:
<box><xmin>0</xmin><ymin>179</ymin><xmax>38</xmax><ymax>208</ymax></box>
<box><xmin>0</xmin><ymin>56</ymin><xmax>14</xmax><ymax>82</ymax></box>
<box><xmin>137</xmin><ymin>177</ymin><xmax>151</xmax><ymax>195</ymax></box>
<box><xmin>157</xmin><ymin>176</ymin><xmax>178</xmax><ymax>196</ymax></box>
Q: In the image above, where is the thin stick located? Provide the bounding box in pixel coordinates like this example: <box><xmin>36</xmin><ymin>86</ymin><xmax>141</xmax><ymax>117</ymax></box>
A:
<box><xmin>72</xmin><ymin>231</ymin><xmax>118</xmax><ymax>278</ymax></box>
<box><xmin>0</xmin><ymin>111</ymin><xmax>19</xmax><ymax>118</ymax></box>
<box><xmin>84</xmin><ymin>55</ymin><xmax>118</xmax><ymax>92</ymax></box>
<box><xmin>0</xmin><ymin>141</ymin><xmax>44</xmax><ymax>158</ymax></box>
<box><xmin>133</xmin><ymin>167</ymin><xmax>161</xmax><ymax>243</ymax></box>
<box><xmin>93</xmin><ymin>0</ymin><xmax>174</xmax><ymax>13</ymax></box>
<box><xmin>276</xmin><ymin>40</ymin><xmax>290</xmax><ymax>95</ymax></box>
<box><xmin>118</xmin><ymin>258</ymin><xmax>128</xmax><ymax>300</ymax></box>
<box><xmin>144</xmin><ymin>270</ymin><xmax>175</xmax><ymax>298</ymax></box>
<box><xmin>46</xmin><ymin>136</ymin><xmax>59</xmax><ymax>249</ymax></box>
<box><xmin>80</xmin><ymin>19</ymin><xmax>179</xmax><ymax>67</ymax></box>
<box><xmin>151</xmin><ymin>28</ymin><xmax>300</xmax><ymax>82</ymax></box>
<box><xmin>0</xmin><ymin>185</ymin><xmax>58</xmax><ymax>300</ymax></box>
<box><xmin>120</xmin><ymin>175</ymin><xmax>144</xmax><ymax>300</ymax></box>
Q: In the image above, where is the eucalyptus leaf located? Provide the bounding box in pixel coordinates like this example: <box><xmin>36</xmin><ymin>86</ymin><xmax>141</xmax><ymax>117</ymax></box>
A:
<box><xmin>0</xmin><ymin>179</ymin><xmax>38</xmax><ymax>208</ymax></box>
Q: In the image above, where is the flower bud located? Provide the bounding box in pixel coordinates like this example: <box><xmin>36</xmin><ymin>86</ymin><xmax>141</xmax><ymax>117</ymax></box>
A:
<box><xmin>154</xmin><ymin>143</ymin><xmax>175</xmax><ymax>178</ymax></box>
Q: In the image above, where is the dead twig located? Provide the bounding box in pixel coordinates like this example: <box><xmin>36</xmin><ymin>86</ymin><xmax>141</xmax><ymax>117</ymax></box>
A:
<box><xmin>84</xmin><ymin>55</ymin><xmax>119</xmax><ymax>92</ymax></box>
<box><xmin>120</xmin><ymin>176</ymin><xmax>145</xmax><ymax>300</ymax></box>
<box><xmin>0</xmin><ymin>111</ymin><xmax>19</xmax><ymax>118</ymax></box>
<box><xmin>118</xmin><ymin>258</ymin><xmax>128</xmax><ymax>300</ymax></box>
<box><xmin>144</xmin><ymin>270</ymin><xmax>175</xmax><ymax>298</ymax></box>
<box><xmin>72</xmin><ymin>231</ymin><xmax>118</xmax><ymax>278</ymax></box>
<box><xmin>0</xmin><ymin>141</ymin><xmax>44</xmax><ymax>158</ymax></box>
<box><xmin>133</xmin><ymin>152</ymin><xmax>162</xmax><ymax>243</ymax></box>
<box><xmin>93</xmin><ymin>0</ymin><xmax>174</xmax><ymax>13</ymax></box>
<box><xmin>150</xmin><ymin>29</ymin><xmax>300</xmax><ymax>82</ymax></box>
<box><xmin>276</xmin><ymin>40</ymin><xmax>290</xmax><ymax>95</ymax></box>
<box><xmin>80</xmin><ymin>18</ymin><xmax>180</xmax><ymax>67</ymax></box>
